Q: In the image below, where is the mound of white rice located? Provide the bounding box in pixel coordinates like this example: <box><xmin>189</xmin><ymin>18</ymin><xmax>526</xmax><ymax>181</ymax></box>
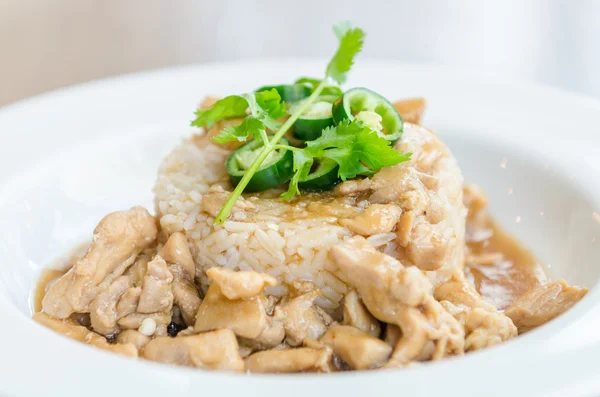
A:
<box><xmin>153</xmin><ymin>136</ymin><xmax>402</xmax><ymax>309</ymax></box>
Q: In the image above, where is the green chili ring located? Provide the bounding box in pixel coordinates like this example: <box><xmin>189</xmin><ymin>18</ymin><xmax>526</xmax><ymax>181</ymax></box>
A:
<box><xmin>226</xmin><ymin>138</ymin><xmax>293</xmax><ymax>193</ymax></box>
<box><xmin>332</xmin><ymin>87</ymin><xmax>404</xmax><ymax>142</ymax></box>
<box><xmin>298</xmin><ymin>158</ymin><xmax>340</xmax><ymax>192</ymax></box>
<box><xmin>290</xmin><ymin>95</ymin><xmax>339</xmax><ymax>141</ymax></box>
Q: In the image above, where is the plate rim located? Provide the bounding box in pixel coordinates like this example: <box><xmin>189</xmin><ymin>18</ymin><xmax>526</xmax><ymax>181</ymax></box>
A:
<box><xmin>2</xmin><ymin>59</ymin><xmax>600</xmax><ymax>397</ymax></box>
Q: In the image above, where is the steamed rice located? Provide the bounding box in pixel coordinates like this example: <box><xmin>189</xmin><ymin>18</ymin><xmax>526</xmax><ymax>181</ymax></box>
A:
<box><xmin>153</xmin><ymin>136</ymin><xmax>375</xmax><ymax>308</ymax></box>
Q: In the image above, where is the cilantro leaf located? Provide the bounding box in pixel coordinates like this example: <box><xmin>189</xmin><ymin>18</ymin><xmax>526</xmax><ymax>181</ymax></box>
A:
<box><xmin>245</xmin><ymin>89</ymin><xmax>285</xmax><ymax>131</ymax></box>
<box><xmin>191</xmin><ymin>95</ymin><xmax>248</xmax><ymax>128</ymax></box>
<box><xmin>305</xmin><ymin>120</ymin><xmax>410</xmax><ymax>180</ymax></box>
<box><xmin>281</xmin><ymin>150</ymin><xmax>314</xmax><ymax>199</ymax></box>
<box><xmin>326</xmin><ymin>24</ymin><xmax>365</xmax><ymax>84</ymax></box>
<box><xmin>211</xmin><ymin>117</ymin><xmax>265</xmax><ymax>144</ymax></box>
<box><xmin>209</xmin><ymin>89</ymin><xmax>285</xmax><ymax>144</ymax></box>
<box><xmin>254</xmin><ymin>89</ymin><xmax>286</xmax><ymax>121</ymax></box>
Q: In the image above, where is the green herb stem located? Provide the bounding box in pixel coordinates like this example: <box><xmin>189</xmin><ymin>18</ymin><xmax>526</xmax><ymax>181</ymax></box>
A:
<box><xmin>213</xmin><ymin>80</ymin><xmax>327</xmax><ymax>224</ymax></box>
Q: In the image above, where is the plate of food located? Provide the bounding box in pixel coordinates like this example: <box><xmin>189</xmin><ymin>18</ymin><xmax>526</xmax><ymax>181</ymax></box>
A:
<box><xmin>2</xmin><ymin>23</ymin><xmax>600</xmax><ymax>397</ymax></box>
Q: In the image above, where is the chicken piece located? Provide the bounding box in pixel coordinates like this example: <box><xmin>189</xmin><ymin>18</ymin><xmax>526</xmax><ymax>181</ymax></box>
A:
<box><xmin>159</xmin><ymin>232</ymin><xmax>195</xmax><ymax>279</ymax></box>
<box><xmin>238</xmin><ymin>322</ymin><xmax>286</xmax><ymax>351</ymax></box>
<box><xmin>116</xmin><ymin>287</ymin><xmax>142</xmax><ymax>318</ymax></box>
<box><xmin>124</xmin><ymin>250</ymin><xmax>152</xmax><ymax>286</ymax></box>
<box><xmin>342</xmin><ymin>290</ymin><xmax>381</xmax><ymax>337</ymax></box>
<box><xmin>89</xmin><ymin>275</ymin><xmax>130</xmax><ymax>335</ymax></box>
<box><xmin>157</xmin><ymin>233</ymin><xmax>202</xmax><ymax>326</ymax></box>
<box><xmin>265</xmin><ymin>295</ymin><xmax>280</xmax><ymax>315</ymax></box>
<box><xmin>441</xmin><ymin>301</ymin><xmax>516</xmax><ymax>351</ymax></box>
<box><xmin>141</xmin><ymin>329</ymin><xmax>244</xmax><ymax>372</ymax></box>
<box><xmin>194</xmin><ymin>278</ymin><xmax>283</xmax><ymax>347</ymax></box>
<box><xmin>463</xmin><ymin>182</ymin><xmax>488</xmax><ymax>221</ymax></box>
<box><xmin>384</xmin><ymin>324</ymin><xmax>402</xmax><ymax>347</ymax></box>
<box><xmin>435</xmin><ymin>273</ymin><xmax>517</xmax><ymax>350</ymax></box>
<box><xmin>207</xmin><ymin>267</ymin><xmax>276</xmax><ymax>300</ymax></box>
<box><xmin>118</xmin><ymin>312</ymin><xmax>171</xmax><ymax>330</ymax></box>
<box><xmin>319</xmin><ymin>326</ymin><xmax>392</xmax><ymax>370</ymax></box>
<box><xmin>170</xmin><ymin>265</ymin><xmax>202</xmax><ymax>325</ymax></box>
<box><xmin>33</xmin><ymin>312</ymin><xmax>138</xmax><ymax>357</ymax></box>
<box><xmin>273</xmin><ymin>288</ymin><xmax>329</xmax><ymax>346</ymax></box>
<box><xmin>245</xmin><ymin>347</ymin><xmax>333</xmax><ymax>373</ymax></box>
<box><xmin>335</xmin><ymin>178</ymin><xmax>373</xmax><ymax>196</ymax></box>
<box><xmin>331</xmin><ymin>237</ymin><xmax>464</xmax><ymax>365</ymax></box>
<box><xmin>434</xmin><ymin>273</ymin><xmax>496</xmax><ymax>312</ymax></box>
<box><xmin>393</xmin><ymin>98</ymin><xmax>426</xmax><ymax>125</ymax></box>
<box><xmin>42</xmin><ymin>207</ymin><xmax>157</xmax><ymax>318</ymax></box>
<box><xmin>201</xmin><ymin>185</ymin><xmax>256</xmax><ymax>219</ymax></box>
<box><xmin>504</xmin><ymin>280</ymin><xmax>587</xmax><ymax>333</ymax></box>
<box><xmin>341</xmin><ymin>204</ymin><xmax>402</xmax><ymax>236</ymax></box>
<box><xmin>117</xmin><ymin>329</ymin><xmax>150</xmax><ymax>350</ymax></box>
<box><xmin>137</xmin><ymin>256</ymin><xmax>174</xmax><ymax>314</ymax></box>
<box><xmin>335</xmin><ymin>123</ymin><xmax>466</xmax><ymax>273</ymax></box>
<box><xmin>195</xmin><ymin>283</ymin><xmax>266</xmax><ymax>338</ymax></box>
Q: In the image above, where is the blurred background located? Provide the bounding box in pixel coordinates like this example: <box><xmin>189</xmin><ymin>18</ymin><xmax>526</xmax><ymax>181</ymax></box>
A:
<box><xmin>1</xmin><ymin>0</ymin><xmax>599</xmax><ymax>106</ymax></box>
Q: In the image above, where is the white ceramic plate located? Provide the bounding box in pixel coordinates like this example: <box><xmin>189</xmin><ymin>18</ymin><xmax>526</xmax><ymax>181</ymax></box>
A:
<box><xmin>2</xmin><ymin>60</ymin><xmax>600</xmax><ymax>397</ymax></box>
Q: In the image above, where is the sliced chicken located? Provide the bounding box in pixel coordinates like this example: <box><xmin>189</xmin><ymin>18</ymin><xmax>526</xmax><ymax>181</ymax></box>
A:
<box><xmin>42</xmin><ymin>207</ymin><xmax>157</xmax><ymax>318</ymax></box>
<box><xmin>342</xmin><ymin>290</ymin><xmax>381</xmax><ymax>337</ymax></box>
<box><xmin>273</xmin><ymin>287</ymin><xmax>330</xmax><ymax>347</ymax></box>
<box><xmin>117</xmin><ymin>329</ymin><xmax>151</xmax><ymax>350</ymax></box>
<box><xmin>89</xmin><ymin>275</ymin><xmax>130</xmax><ymax>335</ymax></box>
<box><xmin>434</xmin><ymin>273</ymin><xmax>517</xmax><ymax>350</ymax></box>
<box><xmin>153</xmin><ymin>233</ymin><xmax>202</xmax><ymax>326</ymax></box>
<box><xmin>124</xmin><ymin>251</ymin><xmax>152</xmax><ymax>286</ymax></box>
<box><xmin>335</xmin><ymin>123</ymin><xmax>466</xmax><ymax>273</ymax></box>
<box><xmin>434</xmin><ymin>273</ymin><xmax>496</xmax><ymax>311</ymax></box>
<box><xmin>195</xmin><ymin>270</ymin><xmax>283</xmax><ymax>348</ymax></box>
<box><xmin>384</xmin><ymin>324</ymin><xmax>402</xmax><ymax>347</ymax></box>
<box><xmin>207</xmin><ymin>267</ymin><xmax>276</xmax><ymax>300</ymax></box>
<box><xmin>170</xmin><ymin>265</ymin><xmax>201</xmax><ymax>325</ymax></box>
<box><xmin>33</xmin><ymin>312</ymin><xmax>138</xmax><ymax>357</ymax></box>
<box><xmin>238</xmin><ymin>322</ymin><xmax>286</xmax><ymax>351</ymax></box>
<box><xmin>505</xmin><ymin>280</ymin><xmax>588</xmax><ymax>333</ymax></box>
<box><xmin>137</xmin><ymin>256</ymin><xmax>174</xmax><ymax>314</ymax></box>
<box><xmin>118</xmin><ymin>312</ymin><xmax>171</xmax><ymax>330</ymax></box>
<box><xmin>441</xmin><ymin>301</ymin><xmax>517</xmax><ymax>351</ymax></box>
<box><xmin>331</xmin><ymin>237</ymin><xmax>464</xmax><ymax>365</ymax></box>
<box><xmin>116</xmin><ymin>287</ymin><xmax>142</xmax><ymax>318</ymax></box>
<box><xmin>463</xmin><ymin>182</ymin><xmax>488</xmax><ymax>221</ymax></box>
<box><xmin>245</xmin><ymin>347</ymin><xmax>333</xmax><ymax>373</ymax></box>
<box><xmin>159</xmin><ymin>232</ymin><xmax>196</xmax><ymax>278</ymax></box>
<box><xmin>319</xmin><ymin>325</ymin><xmax>392</xmax><ymax>370</ymax></box>
<box><xmin>141</xmin><ymin>329</ymin><xmax>244</xmax><ymax>371</ymax></box>
<box><xmin>393</xmin><ymin>98</ymin><xmax>427</xmax><ymax>125</ymax></box>
<box><xmin>340</xmin><ymin>204</ymin><xmax>402</xmax><ymax>236</ymax></box>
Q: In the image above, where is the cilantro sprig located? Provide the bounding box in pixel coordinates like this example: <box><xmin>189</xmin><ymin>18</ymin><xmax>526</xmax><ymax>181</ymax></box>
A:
<box><xmin>192</xmin><ymin>23</ymin><xmax>409</xmax><ymax>225</ymax></box>
<box><xmin>280</xmin><ymin>120</ymin><xmax>411</xmax><ymax>198</ymax></box>
<box><xmin>194</xmin><ymin>89</ymin><xmax>286</xmax><ymax>145</ymax></box>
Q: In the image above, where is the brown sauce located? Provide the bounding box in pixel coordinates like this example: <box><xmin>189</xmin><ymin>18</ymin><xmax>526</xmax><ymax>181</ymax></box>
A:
<box><xmin>33</xmin><ymin>268</ymin><xmax>68</xmax><ymax>313</ymax></box>
<box><xmin>466</xmin><ymin>217</ymin><xmax>545</xmax><ymax>310</ymax></box>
